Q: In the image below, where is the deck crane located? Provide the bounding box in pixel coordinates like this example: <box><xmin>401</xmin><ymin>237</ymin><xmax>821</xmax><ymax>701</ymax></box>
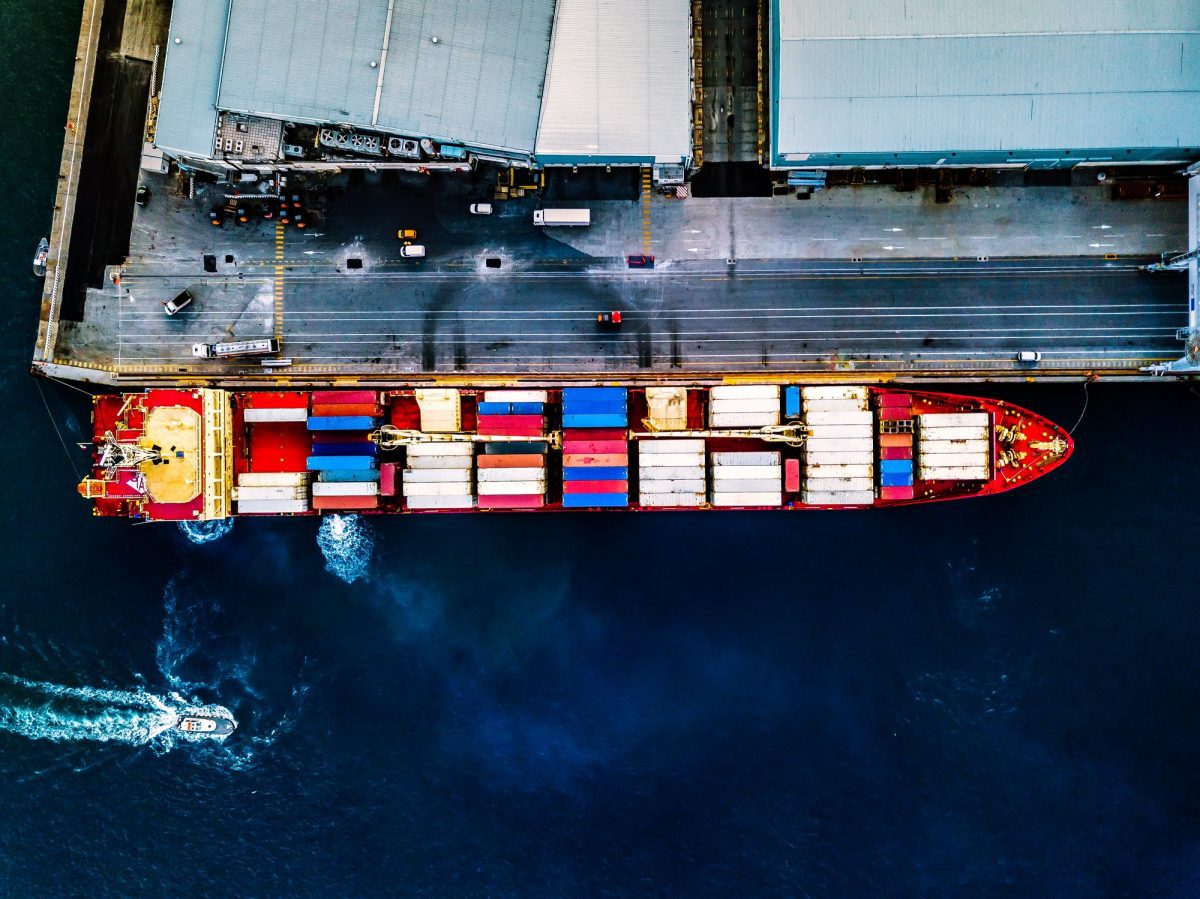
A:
<box><xmin>371</xmin><ymin>422</ymin><xmax>811</xmax><ymax>449</ymax></box>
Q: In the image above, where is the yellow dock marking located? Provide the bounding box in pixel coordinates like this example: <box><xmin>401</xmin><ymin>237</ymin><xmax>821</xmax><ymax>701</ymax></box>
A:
<box><xmin>274</xmin><ymin>223</ymin><xmax>285</xmax><ymax>341</ymax></box>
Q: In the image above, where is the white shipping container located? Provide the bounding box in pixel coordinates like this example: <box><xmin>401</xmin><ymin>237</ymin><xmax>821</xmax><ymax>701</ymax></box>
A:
<box><xmin>917</xmin><ymin>465</ymin><xmax>990</xmax><ymax>481</ymax></box>
<box><xmin>482</xmin><ymin>390</ymin><xmax>549</xmax><ymax>403</ymax></box>
<box><xmin>638</xmin><ymin>467</ymin><xmax>705</xmax><ymax>481</ymax></box>
<box><xmin>709</xmin><ymin>478</ymin><xmax>781</xmax><ymax>493</ymax></box>
<box><xmin>639</xmin><ymin>452</ymin><xmax>707</xmax><ymax>467</ymax></box>
<box><xmin>919</xmin><ymin>438</ymin><xmax>989</xmax><ymax>454</ymax></box>
<box><xmin>803</xmin><ymin>437</ymin><xmax>874</xmax><ymax>452</ymax></box>
<box><xmin>401</xmin><ymin>468</ymin><xmax>473</xmax><ymax>482</ymax></box>
<box><xmin>804</xmin><ymin>451</ymin><xmax>874</xmax><ymax>465</ymax></box>
<box><xmin>403</xmin><ymin>482</ymin><xmax>474</xmax><ymax>496</ymax></box>
<box><xmin>919</xmin><ymin>413</ymin><xmax>990</xmax><ymax>428</ymax></box>
<box><xmin>406</xmin><ymin>494</ymin><xmax>476</xmax><ymax>509</ymax></box>
<box><xmin>803</xmin><ymin>478</ymin><xmax>874</xmax><ymax>492</ymax></box>
<box><xmin>237</xmin><ymin>471</ymin><xmax>310</xmax><ymax>487</ymax></box>
<box><xmin>802</xmin><ymin>398</ymin><xmax>868</xmax><ymax>413</ymax></box>
<box><xmin>712</xmin><ymin>465</ymin><xmax>781</xmax><ymax>480</ymax></box>
<box><xmin>916</xmin><ymin>426</ymin><xmax>989</xmax><ymax>441</ymax></box>
<box><xmin>804</xmin><ymin>410</ymin><xmax>874</xmax><ymax>426</ymax></box>
<box><xmin>477</xmin><ymin>468</ymin><xmax>547</xmax><ymax>483</ymax></box>
<box><xmin>244</xmin><ymin>407</ymin><xmax>308</xmax><ymax>423</ymax></box>
<box><xmin>636</xmin><ymin>479</ymin><xmax>707</xmax><ymax>493</ymax></box>
<box><xmin>802</xmin><ymin>490</ymin><xmax>875</xmax><ymax>506</ymax></box>
<box><xmin>709</xmin><ymin>412</ymin><xmax>779</xmax><ymax>428</ymax></box>
<box><xmin>232</xmin><ymin>485</ymin><xmax>307</xmax><ymax>501</ymax></box>
<box><xmin>710</xmin><ymin>451</ymin><xmax>781</xmax><ymax>466</ymax></box>
<box><xmin>477</xmin><ymin>480</ymin><xmax>545</xmax><ymax>495</ymax></box>
<box><xmin>639</xmin><ymin>493</ymin><xmax>704</xmax><ymax>507</ymax></box>
<box><xmin>804</xmin><ymin>425</ymin><xmax>873</xmax><ymax>439</ymax></box>
<box><xmin>406</xmin><ymin>442</ymin><xmax>474</xmax><ymax>457</ymax></box>
<box><xmin>236</xmin><ymin>498</ymin><xmax>310</xmax><ymax>514</ymax></box>
<box><xmin>404</xmin><ymin>455</ymin><xmax>475</xmax><ymax>469</ymax></box>
<box><xmin>800</xmin><ymin>386</ymin><xmax>869</xmax><ymax>401</ymax></box>
<box><xmin>710</xmin><ymin>385</ymin><xmax>780</xmax><ymax>400</ymax></box>
<box><xmin>638</xmin><ymin>439</ymin><xmax>707</xmax><ymax>454</ymax></box>
<box><xmin>805</xmin><ymin>464</ymin><xmax>874</xmax><ymax>479</ymax></box>
<box><xmin>709</xmin><ymin>398</ymin><xmax>781</xmax><ymax>414</ymax></box>
<box><xmin>710</xmin><ymin>491</ymin><xmax>782</xmax><ymax>507</ymax></box>
<box><xmin>313</xmin><ymin>482</ymin><xmax>380</xmax><ymax>497</ymax></box>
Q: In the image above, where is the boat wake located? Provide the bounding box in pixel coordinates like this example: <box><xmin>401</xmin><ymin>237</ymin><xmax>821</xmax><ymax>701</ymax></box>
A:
<box><xmin>0</xmin><ymin>672</ymin><xmax>233</xmax><ymax>749</ymax></box>
<box><xmin>317</xmin><ymin>514</ymin><xmax>373</xmax><ymax>583</ymax></box>
<box><xmin>177</xmin><ymin>519</ymin><xmax>235</xmax><ymax>545</ymax></box>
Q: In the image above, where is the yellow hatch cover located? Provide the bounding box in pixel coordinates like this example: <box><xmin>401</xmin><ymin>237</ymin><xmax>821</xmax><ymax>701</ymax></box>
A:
<box><xmin>139</xmin><ymin>406</ymin><xmax>202</xmax><ymax>504</ymax></box>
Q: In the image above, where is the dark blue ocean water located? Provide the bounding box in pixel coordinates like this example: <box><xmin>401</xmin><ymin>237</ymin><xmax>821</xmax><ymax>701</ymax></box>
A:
<box><xmin>3</xmin><ymin>4</ymin><xmax>1200</xmax><ymax>896</ymax></box>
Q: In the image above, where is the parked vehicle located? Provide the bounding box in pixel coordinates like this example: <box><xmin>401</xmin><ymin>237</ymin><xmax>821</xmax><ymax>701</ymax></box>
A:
<box><xmin>534</xmin><ymin>208</ymin><xmax>590</xmax><ymax>226</ymax></box>
<box><xmin>397</xmin><ymin>228</ymin><xmax>418</xmax><ymax>241</ymax></box>
<box><xmin>1016</xmin><ymin>351</ymin><xmax>1042</xmax><ymax>363</ymax></box>
<box><xmin>163</xmin><ymin>289</ymin><xmax>194</xmax><ymax>316</ymax></box>
<box><xmin>399</xmin><ymin>245</ymin><xmax>426</xmax><ymax>258</ymax></box>
<box><xmin>208</xmin><ymin>208</ymin><xmax>223</xmax><ymax>227</ymax></box>
<box><xmin>469</xmin><ymin>203</ymin><xmax>493</xmax><ymax>215</ymax></box>
<box><xmin>626</xmin><ymin>254</ymin><xmax>654</xmax><ymax>268</ymax></box>
<box><xmin>135</xmin><ymin>186</ymin><xmax>151</xmax><ymax>207</ymax></box>
<box><xmin>192</xmin><ymin>338</ymin><xmax>280</xmax><ymax>358</ymax></box>
<box><xmin>597</xmin><ymin>310</ymin><xmax>622</xmax><ymax>327</ymax></box>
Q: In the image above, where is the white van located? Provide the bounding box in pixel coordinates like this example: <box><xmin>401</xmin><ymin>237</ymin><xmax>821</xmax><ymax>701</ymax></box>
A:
<box><xmin>400</xmin><ymin>244</ymin><xmax>426</xmax><ymax>258</ymax></box>
<box><xmin>164</xmin><ymin>289</ymin><xmax>194</xmax><ymax>315</ymax></box>
<box><xmin>469</xmin><ymin>203</ymin><xmax>493</xmax><ymax>215</ymax></box>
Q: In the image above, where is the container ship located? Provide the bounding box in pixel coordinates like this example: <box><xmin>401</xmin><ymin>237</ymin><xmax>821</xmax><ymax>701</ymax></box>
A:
<box><xmin>76</xmin><ymin>385</ymin><xmax>1072</xmax><ymax>522</ymax></box>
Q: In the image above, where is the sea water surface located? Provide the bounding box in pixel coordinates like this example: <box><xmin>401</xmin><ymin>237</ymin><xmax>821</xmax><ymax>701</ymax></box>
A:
<box><xmin>2</xmin><ymin>3</ymin><xmax>1200</xmax><ymax>896</ymax></box>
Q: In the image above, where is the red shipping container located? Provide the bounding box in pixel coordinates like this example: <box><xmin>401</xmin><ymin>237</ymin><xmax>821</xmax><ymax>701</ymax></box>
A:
<box><xmin>477</xmin><ymin>415</ymin><xmax>544</xmax><ymax>435</ymax></box>
<box><xmin>879</xmin><ymin>406</ymin><xmax>912</xmax><ymax>420</ymax></box>
<box><xmin>880</xmin><ymin>446</ymin><xmax>913</xmax><ymax>461</ymax></box>
<box><xmin>561</xmin><ymin>439</ymin><xmax>628</xmax><ymax>455</ymax></box>
<box><xmin>784</xmin><ymin>458</ymin><xmax>801</xmax><ymax>493</ymax></box>
<box><xmin>880</xmin><ymin>485</ymin><xmax>915</xmax><ymax>501</ymax></box>
<box><xmin>877</xmin><ymin>393</ymin><xmax>912</xmax><ymax>407</ymax></box>
<box><xmin>562</xmin><ymin>479</ymin><xmax>628</xmax><ymax>494</ymax></box>
<box><xmin>312</xmin><ymin>494</ymin><xmax>380</xmax><ymax>510</ymax></box>
<box><xmin>311</xmin><ymin>403</ymin><xmax>382</xmax><ymax>418</ymax></box>
<box><xmin>245</xmin><ymin>392</ymin><xmax>310</xmax><ymax>409</ymax></box>
<box><xmin>880</xmin><ymin>433</ymin><xmax>914</xmax><ymax>447</ymax></box>
<box><xmin>477</xmin><ymin>454</ymin><xmax>545</xmax><ymax>469</ymax></box>
<box><xmin>562</xmin><ymin>453</ymin><xmax>628</xmax><ymax>467</ymax></box>
<box><xmin>476</xmin><ymin>494</ymin><xmax>546</xmax><ymax>509</ymax></box>
<box><xmin>311</xmin><ymin>390</ymin><xmax>378</xmax><ymax>405</ymax></box>
<box><xmin>559</xmin><ymin>428</ymin><xmax>627</xmax><ymax>442</ymax></box>
<box><xmin>379</xmin><ymin>463</ymin><xmax>398</xmax><ymax>497</ymax></box>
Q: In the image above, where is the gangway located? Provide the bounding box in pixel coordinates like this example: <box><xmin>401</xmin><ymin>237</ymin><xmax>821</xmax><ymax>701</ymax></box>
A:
<box><xmin>1146</xmin><ymin>162</ymin><xmax>1200</xmax><ymax>375</ymax></box>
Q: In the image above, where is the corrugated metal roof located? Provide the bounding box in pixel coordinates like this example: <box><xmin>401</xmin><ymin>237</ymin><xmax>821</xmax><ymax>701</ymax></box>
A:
<box><xmin>155</xmin><ymin>0</ymin><xmax>230</xmax><ymax>157</ymax></box>
<box><xmin>773</xmin><ymin>0</ymin><xmax>1200</xmax><ymax>158</ymax></box>
<box><xmin>214</xmin><ymin>0</ymin><xmax>554</xmax><ymax>155</ymax></box>
<box><xmin>534</xmin><ymin>0</ymin><xmax>692</xmax><ymax>164</ymax></box>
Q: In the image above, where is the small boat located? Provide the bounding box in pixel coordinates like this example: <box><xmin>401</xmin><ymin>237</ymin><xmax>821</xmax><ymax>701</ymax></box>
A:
<box><xmin>175</xmin><ymin>710</ymin><xmax>237</xmax><ymax>738</ymax></box>
<box><xmin>33</xmin><ymin>238</ymin><xmax>49</xmax><ymax>277</ymax></box>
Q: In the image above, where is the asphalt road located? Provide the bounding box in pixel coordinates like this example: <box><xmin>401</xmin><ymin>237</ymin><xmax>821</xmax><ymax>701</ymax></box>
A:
<box><xmin>112</xmin><ymin>258</ymin><xmax>1186</xmax><ymax>373</ymax></box>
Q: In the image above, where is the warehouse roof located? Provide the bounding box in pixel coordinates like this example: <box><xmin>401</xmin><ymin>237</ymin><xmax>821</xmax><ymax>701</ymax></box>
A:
<box><xmin>772</xmin><ymin>0</ymin><xmax>1200</xmax><ymax>163</ymax></box>
<box><xmin>155</xmin><ymin>0</ymin><xmax>230</xmax><ymax>158</ymax></box>
<box><xmin>534</xmin><ymin>0</ymin><xmax>692</xmax><ymax>164</ymax></box>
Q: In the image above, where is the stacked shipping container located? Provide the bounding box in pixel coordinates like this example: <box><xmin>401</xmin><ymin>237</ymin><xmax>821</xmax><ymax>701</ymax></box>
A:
<box><xmin>237</xmin><ymin>393</ymin><xmax>312</xmax><ymax>513</ymax></box>
<box><xmin>475</xmin><ymin>390</ymin><xmax>548</xmax><ymax>509</ymax></box>
<box><xmin>877</xmin><ymin>393</ymin><xmax>915</xmax><ymax>501</ymax></box>
<box><xmin>708</xmin><ymin>385</ymin><xmax>780</xmax><ymax>428</ymax></box>
<box><xmin>561</xmin><ymin>388</ymin><xmax>629</xmax><ymax>508</ymax></box>
<box><xmin>637</xmin><ymin>439</ymin><xmax>706</xmax><ymax>507</ymax></box>
<box><xmin>801</xmin><ymin>386</ymin><xmax>875</xmax><ymax>505</ymax></box>
<box><xmin>711</xmin><ymin>451</ymin><xmax>783</xmax><ymax>506</ymax></box>
<box><xmin>306</xmin><ymin>391</ymin><xmax>383</xmax><ymax>511</ymax></box>
<box><xmin>917</xmin><ymin>413</ymin><xmax>992</xmax><ymax>481</ymax></box>
<box><xmin>403</xmin><ymin>442</ymin><xmax>475</xmax><ymax>509</ymax></box>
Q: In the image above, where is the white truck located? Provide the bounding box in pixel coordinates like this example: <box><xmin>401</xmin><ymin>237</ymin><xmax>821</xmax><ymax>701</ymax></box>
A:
<box><xmin>533</xmin><ymin>208</ymin><xmax>590</xmax><ymax>227</ymax></box>
<box><xmin>192</xmin><ymin>338</ymin><xmax>280</xmax><ymax>358</ymax></box>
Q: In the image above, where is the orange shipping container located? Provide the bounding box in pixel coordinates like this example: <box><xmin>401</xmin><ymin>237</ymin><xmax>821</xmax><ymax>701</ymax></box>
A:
<box><xmin>880</xmin><ymin>433</ymin><xmax>914</xmax><ymax>447</ymax></box>
<box><xmin>311</xmin><ymin>403</ymin><xmax>382</xmax><ymax>417</ymax></box>
<box><xmin>477</xmin><ymin>454</ymin><xmax>545</xmax><ymax>469</ymax></box>
<box><xmin>562</xmin><ymin>453</ymin><xmax>629</xmax><ymax>468</ymax></box>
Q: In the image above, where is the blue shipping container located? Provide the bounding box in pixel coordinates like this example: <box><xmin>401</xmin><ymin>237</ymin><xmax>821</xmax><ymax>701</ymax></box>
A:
<box><xmin>307</xmin><ymin>416</ymin><xmax>379</xmax><ymax>431</ymax></box>
<box><xmin>563</xmin><ymin>466</ymin><xmax>628</xmax><ymax>481</ymax></box>
<box><xmin>306</xmin><ymin>455</ymin><xmax>377</xmax><ymax>471</ymax></box>
<box><xmin>477</xmin><ymin>401</ymin><xmax>545</xmax><ymax>416</ymax></box>
<box><xmin>562</xmin><ymin>493</ymin><xmax>629</xmax><ymax>508</ymax></box>
<box><xmin>312</xmin><ymin>442</ymin><xmax>378</xmax><ymax>457</ymax></box>
<box><xmin>561</xmin><ymin>413</ymin><xmax>627</xmax><ymax>428</ymax></box>
<box><xmin>561</xmin><ymin>399</ymin><xmax>627</xmax><ymax>415</ymax></box>
<box><xmin>784</xmin><ymin>386</ymin><xmax>801</xmax><ymax>419</ymax></box>
<box><xmin>561</xmin><ymin>387</ymin><xmax>627</xmax><ymax>403</ymax></box>
<box><xmin>880</xmin><ymin>470</ymin><xmax>914</xmax><ymax>487</ymax></box>
<box><xmin>318</xmin><ymin>469</ymin><xmax>381</xmax><ymax>482</ymax></box>
<box><xmin>880</xmin><ymin>459</ymin><xmax>914</xmax><ymax>474</ymax></box>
